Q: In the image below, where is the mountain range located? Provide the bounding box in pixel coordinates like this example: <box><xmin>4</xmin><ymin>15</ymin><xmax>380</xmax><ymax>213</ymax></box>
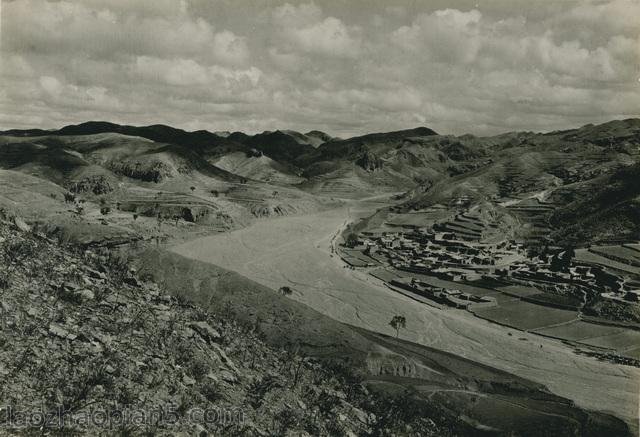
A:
<box><xmin>1</xmin><ymin>118</ymin><xmax>638</xmax><ymax>246</ymax></box>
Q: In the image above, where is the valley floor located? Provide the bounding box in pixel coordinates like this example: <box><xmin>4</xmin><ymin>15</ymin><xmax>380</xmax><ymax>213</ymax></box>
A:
<box><xmin>172</xmin><ymin>200</ymin><xmax>640</xmax><ymax>429</ymax></box>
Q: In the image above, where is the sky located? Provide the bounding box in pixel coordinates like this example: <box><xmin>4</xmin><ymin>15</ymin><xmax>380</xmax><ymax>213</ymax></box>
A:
<box><xmin>0</xmin><ymin>0</ymin><xmax>638</xmax><ymax>137</ymax></box>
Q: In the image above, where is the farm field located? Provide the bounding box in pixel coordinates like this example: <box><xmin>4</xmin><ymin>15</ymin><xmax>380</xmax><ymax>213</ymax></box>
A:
<box><xmin>498</xmin><ymin>284</ymin><xmax>541</xmax><ymax>297</ymax></box>
<box><xmin>581</xmin><ymin>330</ymin><xmax>640</xmax><ymax>352</ymax></box>
<box><xmin>590</xmin><ymin>245</ymin><xmax>640</xmax><ymax>266</ymax></box>
<box><xmin>624</xmin><ymin>347</ymin><xmax>640</xmax><ymax>360</ymax></box>
<box><xmin>385</xmin><ymin>209</ymin><xmax>452</xmax><ymax>227</ymax></box>
<box><xmin>342</xmin><ymin>248</ymin><xmax>378</xmax><ymax>266</ymax></box>
<box><xmin>400</xmin><ymin>272</ymin><xmax>498</xmax><ymax>296</ymax></box>
<box><xmin>534</xmin><ymin>320</ymin><xmax>624</xmax><ymax>341</ymax></box>
<box><xmin>471</xmin><ymin>300</ymin><xmax>578</xmax><ymax>331</ymax></box>
<box><xmin>524</xmin><ymin>292</ymin><xmax>583</xmax><ymax>309</ymax></box>
<box><xmin>575</xmin><ymin>249</ymin><xmax>640</xmax><ymax>275</ymax></box>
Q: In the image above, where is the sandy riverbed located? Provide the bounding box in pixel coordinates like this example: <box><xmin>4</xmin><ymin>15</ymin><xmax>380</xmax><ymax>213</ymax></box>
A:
<box><xmin>172</xmin><ymin>202</ymin><xmax>640</xmax><ymax>426</ymax></box>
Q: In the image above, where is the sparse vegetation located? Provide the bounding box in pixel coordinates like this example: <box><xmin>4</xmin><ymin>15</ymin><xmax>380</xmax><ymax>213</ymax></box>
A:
<box><xmin>345</xmin><ymin>233</ymin><xmax>359</xmax><ymax>248</ymax></box>
<box><xmin>0</xmin><ymin>219</ymin><xmax>464</xmax><ymax>436</ymax></box>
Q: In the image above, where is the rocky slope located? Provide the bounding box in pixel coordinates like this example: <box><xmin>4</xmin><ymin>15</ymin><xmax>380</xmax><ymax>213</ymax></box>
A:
<box><xmin>0</xmin><ymin>210</ymin><xmax>459</xmax><ymax>436</ymax></box>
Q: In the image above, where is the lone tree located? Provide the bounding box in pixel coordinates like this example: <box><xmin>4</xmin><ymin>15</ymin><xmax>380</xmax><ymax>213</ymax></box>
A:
<box><xmin>279</xmin><ymin>286</ymin><xmax>293</xmax><ymax>297</ymax></box>
<box><xmin>389</xmin><ymin>315</ymin><xmax>406</xmax><ymax>338</ymax></box>
<box><xmin>190</xmin><ymin>186</ymin><xmax>196</xmax><ymax>193</ymax></box>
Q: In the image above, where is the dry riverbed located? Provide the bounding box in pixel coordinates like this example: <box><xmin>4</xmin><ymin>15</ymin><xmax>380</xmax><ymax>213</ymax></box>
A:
<box><xmin>172</xmin><ymin>202</ymin><xmax>640</xmax><ymax>428</ymax></box>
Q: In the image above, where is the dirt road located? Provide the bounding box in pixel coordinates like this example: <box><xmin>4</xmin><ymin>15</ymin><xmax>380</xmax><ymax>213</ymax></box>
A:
<box><xmin>172</xmin><ymin>202</ymin><xmax>639</xmax><ymax>426</ymax></box>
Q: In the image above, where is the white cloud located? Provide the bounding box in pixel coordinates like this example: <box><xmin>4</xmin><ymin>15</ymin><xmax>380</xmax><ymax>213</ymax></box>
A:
<box><xmin>0</xmin><ymin>0</ymin><xmax>638</xmax><ymax>136</ymax></box>
<box><xmin>393</xmin><ymin>9</ymin><xmax>481</xmax><ymax>63</ymax></box>
<box><xmin>272</xmin><ymin>3</ymin><xmax>361</xmax><ymax>58</ymax></box>
<box><xmin>135</xmin><ymin>56</ymin><xmax>262</xmax><ymax>88</ymax></box>
<box><xmin>213</xmin><ymin>31</ymin><xmax>250</xmax><ymax>66</ymax></box>
<box><xmin>39</xmin><ymin>76</ymin><xmax>63</xmax><ymax>97</ymax></box>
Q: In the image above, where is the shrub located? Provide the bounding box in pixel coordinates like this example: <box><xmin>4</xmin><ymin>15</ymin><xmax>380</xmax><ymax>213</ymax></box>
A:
<box><xmin>246</xmin><ymin>375</ymin><xmax>279</xmax><ymax>409</ymax></box>
<box><xmin>3</xmin><ymin>239</ymin><xmax>38</xmax><ymax>264</ymax></box>
<box><xmin>0</xmin><ymin>272</ymin><xmax>9</xmax><ymax>290</ymax></box>
<box><xmin>189</xmin><ymin>355</ymin><xmax>209</xmax><ymax>380</ymax></box>
<box><xmin>274</xmin><ymin>408</ymin><xmax>300</xmax><ymax>434</ymax></box>
<box><xmin>200</xmin><ymin>381</ymin><xmax>225</xmax><ymax>403</ymax></box>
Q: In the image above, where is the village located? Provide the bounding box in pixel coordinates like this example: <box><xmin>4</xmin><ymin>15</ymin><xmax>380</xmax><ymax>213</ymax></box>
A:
<box><xmin>341</xmin><ymin>211</ymin><xmax>640</xmax><ymax>313</ymax></box>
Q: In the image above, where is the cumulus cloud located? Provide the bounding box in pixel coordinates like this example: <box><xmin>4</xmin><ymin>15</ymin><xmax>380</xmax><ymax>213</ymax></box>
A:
<box><xmin>272</xmin><ymin>3</ymin><xmax>361</xmax><ymax>58</ymax></box>
<box><xmin>0</xmin><ymin>0</ymin><xmax>638</xmax><ymax>136</ymax></box>
<box><xmin>392</xmin><ymin>9</ymin><xmax>482</xmax><ymax>63</ymax></box>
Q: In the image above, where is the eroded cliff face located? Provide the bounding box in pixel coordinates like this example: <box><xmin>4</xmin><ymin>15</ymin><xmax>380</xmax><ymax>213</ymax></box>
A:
<box><xmin>356</xmin><ymin>151</ymin><xmax>383</xmax><ymax>172</ymax></box>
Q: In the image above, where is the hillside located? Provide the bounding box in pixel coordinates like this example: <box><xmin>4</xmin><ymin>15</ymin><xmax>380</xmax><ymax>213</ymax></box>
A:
<box><xmin>2</xmin><ymin>118</ymin><xmax>639</xmax><ymax>242</ymax></box>
<box><xmin>549</xmin><ymin>163</ymin><xmax>640</xmax><ymax>245</ymax></box>
<box><xmin>399</xmin><ymin>119</ymin><xmax>640</xmax><ymax>246</ymax></box>
<box><xmin>1</xmin><ymin>119</ymin><xmax>639</xmax><ymax>435</ymax></box>
<box><xmin>0</xmin><ymin>210</ymin><xmax>472</xmax><ymax>435</ymax></box>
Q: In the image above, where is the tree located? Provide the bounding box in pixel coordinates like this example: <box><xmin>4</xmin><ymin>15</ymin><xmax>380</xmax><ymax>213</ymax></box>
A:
<box><xmin>132</xmin><ymin>213</ymin><xmax>138</xmax><ymax>221</ymax></box>
<box><xmin>389</xmin><ymin>315</ymin><xmax>406</xmax><ymax>338</ymax></box>
<box><xmin>279</xmin><ymin>286</ymin><xmax>293</xmax><ymax>297</ymax></box>
<box><xmin>190</xmin><ymin>186</ymin><xmax>196</xmax><ymax>193</ymax></box>
<box><xmin>561</xmin><ymin>246</ymin><xmax>575</xmax><ymax>271</ymax></box>
<box><xmin>64</xmin><ymin>192</ymin><xmax>75</xmax><ymax>203</ymax></box>
<box><xmin>345</xmin><ymin>233</ymin><xmax>358</xmax><ymax>248</ymax></box>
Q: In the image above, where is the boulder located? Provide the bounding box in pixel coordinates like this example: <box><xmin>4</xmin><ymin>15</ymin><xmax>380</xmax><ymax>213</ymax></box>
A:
<box><xmin>13</xmin><ymin>216</ymin><xmax>31</xmax><ymax>232</ymax></box>
<box><xmin>189</xmin><ymin>321</ymin><xmax>221</xmax><ymax>342</ymax></box>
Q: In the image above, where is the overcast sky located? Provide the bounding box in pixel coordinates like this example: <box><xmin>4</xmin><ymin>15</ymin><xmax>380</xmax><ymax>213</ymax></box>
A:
<box><xmin>1</xmin><ymin>0</ymin><xmax>638</xmax><ymax>137</ymax></box>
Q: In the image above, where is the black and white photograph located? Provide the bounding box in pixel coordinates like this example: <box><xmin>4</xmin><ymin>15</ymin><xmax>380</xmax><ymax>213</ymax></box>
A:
<box><xmin>0</xmin><ymin>0</ymin><xmax>639</xmax><ymax>435</ymax></box>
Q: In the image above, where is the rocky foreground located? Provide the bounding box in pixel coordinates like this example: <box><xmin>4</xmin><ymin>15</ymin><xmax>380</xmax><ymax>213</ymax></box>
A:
<box><xmin>0</xmin><ymin>209</ymin><xmax>458</xmax><ymax>436</ymax></box>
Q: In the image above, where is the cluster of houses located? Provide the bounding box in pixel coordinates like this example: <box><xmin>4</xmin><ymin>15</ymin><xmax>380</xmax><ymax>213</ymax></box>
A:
<box><xmin>357</xmin><ymin>228</ymin><xmax>525</xmax><ymax>282</ymax></box>
<box><xmin>351</xmin><ymin>227</ymin><xmax>639</xmax><ymax>305</ymax></box>
<box><xmin>390</xmin><ymin>277</ymin><xmax>495</xmax><ymax>309</ymax></box>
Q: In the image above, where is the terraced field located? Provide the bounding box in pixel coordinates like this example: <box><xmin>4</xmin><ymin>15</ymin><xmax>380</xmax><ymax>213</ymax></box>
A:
<box><xmin>575</xmin><ymin>248</ymin><xmax>640</xmax><ymax>276</ymax></box>
<box><xmin>590</xmin><ymin>245</ymin><xmax>640</xmax><ymax>267</ymax></box>
<box><xmin>471</xmin><ymin>300</ymin><xmax>579</xmax><ymax>330</ymax></box>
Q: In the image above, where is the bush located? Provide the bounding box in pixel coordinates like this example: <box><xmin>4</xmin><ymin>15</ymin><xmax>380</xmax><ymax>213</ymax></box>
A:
<box><xmin>246</xmin><ymin>375</ymin><xmax>279</xmax><ymax>409</ymax></box>
<box><xmin>274</xmin><ymin>408</ymin><xmax>300</xmax><ymax>434</ymax></box>
<box><xmin>200</xmin><ymin>381</ymin><xmax>225</xmax><ymax>403</ymax></box>
<box><xmin>0</xmin><ymin>272</ymin><xmax>9</xmax><ymax>290</ymax></box>
<box><xmin>344</xmin><ymin>233</ymin><xmax>358</xmax><ymax>248</ymax></box>
<box><xmin>3</xmin><ymin>239</ymin><xmax>38</xmax><ymax>264</ymax></box>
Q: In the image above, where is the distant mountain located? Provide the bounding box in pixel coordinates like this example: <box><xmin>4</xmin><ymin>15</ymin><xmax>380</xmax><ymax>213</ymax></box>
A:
<box><xmin>399</xmin><ymin>119</ymin><xmax>640</xmax><ymax>245</ymax></box>
<box><xmin>305</xmin><ymin>130</ymin><xmax>334</xmax><ymax>147</ymax></box>
<box><xmin>53</xmin><ymin>121</ymin><xmax>246</xmax><ymax>156</ymax></box>
<box><xmin>241</xmin><ymin>130</ymin><xmax>317</xmax><ymax>163</ymax></box>
<box><xmin>3</xmin><ymin>119</ymin><xmax>639</xmax><ymax>228</ymax></box>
